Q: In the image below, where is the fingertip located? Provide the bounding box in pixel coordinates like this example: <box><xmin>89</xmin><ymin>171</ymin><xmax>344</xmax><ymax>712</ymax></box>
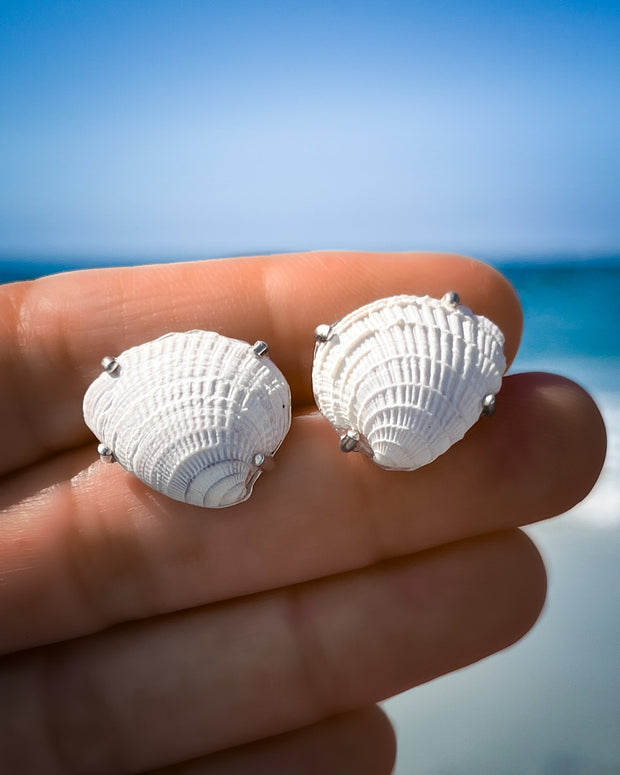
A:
<box><xmin>545</xmin><ymin>375</ymin><xmax>607</xmax><ymax>504</ymax></box>
<box><xmin>504</xmin><ymin>373</ymin><xmax>607</xmax><ymax>519</ymax></box>
<box><xmin>427</xmin><ymin>529</ymin><xmax>548</xmax><ymax>665</ymax></box>
<box><xmin>475</xmin><ymin>260</ymin><xmax>524</xmax><ymax>366</ymax></box>
<box><xmin>266</xmin><ymin>250</ymin><xmax>525</xmax><ymax>398</ymax></box>
<box><xmin>499</xmin><ymin>528</ymin><xmax>548</xmax><ymax>644</ymax></box>
<box><xmin>147</xmin><ymin>707</ymin><xmax>397</xmax><ymax>775</ymax></box>
<box><xmin>322</xmin><ymin>706</ymin><xmax>397</xmax><ymax>775</ymax></box>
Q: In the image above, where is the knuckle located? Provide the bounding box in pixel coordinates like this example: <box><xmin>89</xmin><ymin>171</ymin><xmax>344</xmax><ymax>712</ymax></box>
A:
<box><xmin>64</xmin><ymin>474</ymin><xmax>158</xmax><ymax>628</ymax></box>
<box><xmin>281</xmin><ymin>584</ymin><xmax>348</xmax><ymax>720</ymax></box>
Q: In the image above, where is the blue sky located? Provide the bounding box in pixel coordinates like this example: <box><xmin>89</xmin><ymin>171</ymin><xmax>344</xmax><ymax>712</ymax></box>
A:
<box><xmin>1</xmin><ymin>0</ymin><xmax>619</xmax><ymax>260</ymax></box>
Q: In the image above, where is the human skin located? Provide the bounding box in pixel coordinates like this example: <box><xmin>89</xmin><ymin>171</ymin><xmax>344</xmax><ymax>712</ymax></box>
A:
<box><xmin>0</xmin><ymin>251</ymin><xmax>606</xmax><ymax>774</ymax></box>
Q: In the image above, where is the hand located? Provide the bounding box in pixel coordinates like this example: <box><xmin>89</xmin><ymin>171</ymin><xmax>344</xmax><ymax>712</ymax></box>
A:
<box><xmin>0</xmin><ymin>252</ymin><xmax>606</xmax><ymax>775</ymax></box>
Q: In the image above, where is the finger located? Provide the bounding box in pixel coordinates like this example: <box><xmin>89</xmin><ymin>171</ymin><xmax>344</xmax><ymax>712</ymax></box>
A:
<box><xmin>0</xmin><ymin>251</ymin><xmax>522</xmax><ymax>473</ymax></box>
<box><xmin>0</xmin><ymin>373</ymin><xmax>604</xmax><ymax>654</ymax></box>
<box><xmin>0</xmin><ymin>530</ymin><xmax>545</xmax><ymax>775</ymax></box>
<box><xmin>147</xmin><ymin>707</ymin><xmax>395</xmax><ymax>775</ymax></box>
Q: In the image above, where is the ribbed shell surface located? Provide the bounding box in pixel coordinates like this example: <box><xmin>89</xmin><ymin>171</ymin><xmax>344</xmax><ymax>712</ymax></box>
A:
<box><xmin>312</xmin><ymin>295</ymin><xmax>506</xmax><ymax>470</ymax></box>
<box><xmin>83</xmin><ymin>331</ymin><xmax>291</xmax><ymax>508</ymax></box>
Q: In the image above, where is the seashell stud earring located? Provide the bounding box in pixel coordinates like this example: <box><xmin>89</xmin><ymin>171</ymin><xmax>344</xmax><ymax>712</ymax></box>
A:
<box><xmin>83</xmin><ymin>330</ymin><xmax>291</xmax><ymax>508</ymax></box>
<box><xmin>312</xmin><ymin>292</ymin><xmax>506</xmax><ymax>471</ymax></box>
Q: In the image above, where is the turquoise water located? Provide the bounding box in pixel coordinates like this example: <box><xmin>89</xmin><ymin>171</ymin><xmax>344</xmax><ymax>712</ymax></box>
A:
<box><xmin>505</xmin><ymin>262</ymin><xmax>620</xmax><ymax>360</ymax></box>
<box><xmin>503</xmin><ymin>262</ymin><xmax>620</xmax><ymax>394</ymax></box>
<box><xmin>2</xmin><ymin>257</ymin><xmax>619</xmax><ymax>773</ymax></box>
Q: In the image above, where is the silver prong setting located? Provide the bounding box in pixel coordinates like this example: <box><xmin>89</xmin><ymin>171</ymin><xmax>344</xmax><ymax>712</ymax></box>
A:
<box><xmin>251</xmin><ymin>340</ymin><xmax>270</xmax><ymax>357</ymax></box>
<box><xmin>340</xmin><ymin>430</ymin><xmax>360</xmax><ymax>453</ymax></box>
<box><xmin>442</xmin><ymin>291</ymin><xmax>460</xmax><ymax>308</ymax></box>
<box><xmin>97</xmin><ymin>443</ymin><xmax>116</xmax><ymax>463</ymax></box>
<box><xmin>101</xmin><ymin>356</ymin><xmax>120</xmax><ymax>375</ymax></box>
<box><xmin>314</xmin><ymin>324</ymin><xmax>334</xmax><ymax>343</ymax></box>
<box><xmin>481</xmin><ymin>393</ymin><xmax>497</xmax><ymax>417</ymax></box>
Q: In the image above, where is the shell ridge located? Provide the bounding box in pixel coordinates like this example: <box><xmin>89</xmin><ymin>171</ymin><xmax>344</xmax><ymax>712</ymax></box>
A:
<box><xmin>176</xmin><ymin>458</ymin><xmax>251</xmax><ymax>505</ymax></box>
<box><xmin>83</xmin><ymin>330</ymin><xmax>291</xmax><ymax>508</ymax></box>
<box><xmin>324</xmin><ymin>326</ymin><xmax>381</xmax><ymax>425</ymax></box>
<box><xmin>312</xmin><ymin>294</ymin><xmax>507</xmax><ymax>471</ymax></box>
<box><xmin>346</xmin><ymin>352</ymin><xmax>421</xmax><ymax>422</ymax></box>
<box><xmin>330</xmin><ymin>315</ymin><xmax>426</xmax><ymax>427</ymax></box>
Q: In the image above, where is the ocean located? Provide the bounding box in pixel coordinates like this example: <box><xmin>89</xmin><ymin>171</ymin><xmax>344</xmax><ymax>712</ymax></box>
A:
<box><xmin>1</xmin><ymin>257</ymin><xmax>619</xmax><ymax>774</ymax></box>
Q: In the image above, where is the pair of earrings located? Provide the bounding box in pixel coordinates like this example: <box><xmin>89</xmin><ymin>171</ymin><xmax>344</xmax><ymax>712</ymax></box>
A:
<box><xmin>83</xmin><ymin>292</ymin><xmax>506</xmax><ymax>509</ymax></box>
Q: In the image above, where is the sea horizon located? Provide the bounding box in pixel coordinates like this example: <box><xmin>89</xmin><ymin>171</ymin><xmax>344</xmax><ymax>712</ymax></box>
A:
<box><xmin>1</xmin><ymin>249</ymin><xmax>620</xmax><ymax>283</ymax></box>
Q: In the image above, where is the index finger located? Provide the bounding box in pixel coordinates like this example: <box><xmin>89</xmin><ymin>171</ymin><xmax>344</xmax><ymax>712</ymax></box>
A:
<box><xmin>0</xmin><ymin>251</ymin><xmax>522</xmax><ymax>474</ymax></box>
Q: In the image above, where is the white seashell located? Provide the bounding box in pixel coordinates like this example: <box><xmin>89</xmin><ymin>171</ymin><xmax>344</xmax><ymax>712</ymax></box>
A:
<box><xmin>83</xmin><ymin>331</ymin><xmax>291</xmax><ymax>508</ymax></box>
<box><xmin>312</xmin><ymin>294</ymin><xmax>506</xmax><ymax>471</ymax></box>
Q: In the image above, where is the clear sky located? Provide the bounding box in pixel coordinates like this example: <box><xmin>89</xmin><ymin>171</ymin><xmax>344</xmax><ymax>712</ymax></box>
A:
<box><xmin>1</xmin><ymin>0</ymin><xmax>619</xmax><ymax>260</ymax></box>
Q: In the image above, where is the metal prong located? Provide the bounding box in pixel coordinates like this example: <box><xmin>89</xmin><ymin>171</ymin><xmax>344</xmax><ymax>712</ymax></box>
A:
<box><xmin>314</xmin><ymin>324</ymin><xmax>334</xmax><ymax>343</ymax></box>
<box><xmin>101</xmin><ymin>356</ymin><xmax>120</xmax><ymax>375</ymax></box>
<box><xmin>442</xmin><ymin>291</ymin><xmax>460</xmax><ymax>307</ymax></box>
<box><xmin>340</xmin><ymin>430</ymin><xmax>360</xmax><ymax>453</ymax></box>
<box><xmin>482</xmin><ymin>393</ymin><xmax>497</xmax><ymax>417</ymax></box>
<box><xmin>251</xmin><ymin>340</ymin><xmax>269</xmax><ymax>357</ymax></box>
<box><xmin>97</xmin><ymin>443</ymin><xmax>116</xmax><ymax>463</ymax></box>
<box><xmin>252</xmin><ymin>452</ymin><xmax>266</xmax><ymax>467</ymax></box>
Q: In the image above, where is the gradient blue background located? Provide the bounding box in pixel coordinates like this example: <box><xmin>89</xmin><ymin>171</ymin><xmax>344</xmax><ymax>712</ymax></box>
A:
<box><xmin>1</xmin><ymin>0</ymin><xmax>619</xmax><ymax>261</ymax></box>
